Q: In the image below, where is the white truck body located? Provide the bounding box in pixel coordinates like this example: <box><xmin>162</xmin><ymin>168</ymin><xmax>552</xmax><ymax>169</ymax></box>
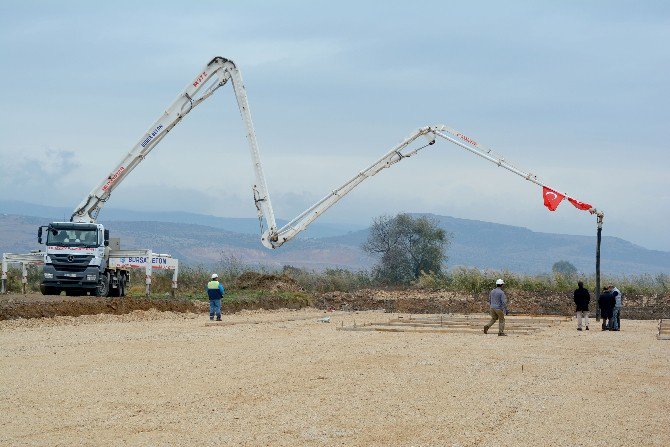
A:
<box><xmin>33</xmin><ymin>222</ymin><xmax>178</xmax><ymax>297</ymax></box>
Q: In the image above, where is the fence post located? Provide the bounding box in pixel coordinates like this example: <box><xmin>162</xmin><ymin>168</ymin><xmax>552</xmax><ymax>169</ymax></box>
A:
<box><xmin>145</xmin><ymin>250</ymin><xmax>152</xmax><ymax>298</ymax></box>
<box><xmin>1</xmin><ymin>254</ymin><xmax>7</xmax><ymax>294</ymax></box>
<box><xmin>21</xmin><ymin>263</ymin><xmax>28</xmax><ymax>294</ymax></box>
<box><xmin>171</xmin><ymin>262</ymin><xmax>179</xmax><ymax>299</ymax></box>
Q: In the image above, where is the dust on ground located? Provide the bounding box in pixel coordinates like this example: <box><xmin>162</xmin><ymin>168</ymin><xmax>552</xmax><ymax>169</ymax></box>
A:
<box><xmin>0</xmin><ymin>309</ymin><xmax>668</xmax><ymax>446</ymax></box>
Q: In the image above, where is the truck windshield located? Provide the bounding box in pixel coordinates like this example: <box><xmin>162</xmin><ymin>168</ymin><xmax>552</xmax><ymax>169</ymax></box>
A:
<box><xmin>46</xmin><ymin>227</ymin><xmax>98</xmax><ymax>247</ymax></box>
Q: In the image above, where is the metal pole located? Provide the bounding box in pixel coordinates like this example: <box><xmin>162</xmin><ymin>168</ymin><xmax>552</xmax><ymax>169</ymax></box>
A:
<box><xmin>1</xmin><ymin>254</ymin><xmax>7</xmax><ymax>294</ymax></box>
<box><xmin>21</xmin><ymin>263</ymin><xmax>28</xmax><ymax>295</ymax></box>
<box><xmin>595</xmin><ymin>214</ymin><xmax>603</xmax><ymax>321</ymax></box>
<box><xmin>145</xmin><ymin>250</ymin><xmax>152</xmax><ymax>298</ymax></box>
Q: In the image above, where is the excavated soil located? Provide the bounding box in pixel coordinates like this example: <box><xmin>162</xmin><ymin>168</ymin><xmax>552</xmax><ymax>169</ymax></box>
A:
<box><xmin>2</xmin><ymin>286</ymin><xmax>668</xmax><ymax>321</ymax></box>
<box><xmin>0</xmin><ymin>294</ymin><xmax>207</xmax><ymax>320</ymax></box>
<box><xmin>318</xmin><ymin>289</ymin><xmax>670</xmax><ymax>320</ymax></box>
<box><xmin>0</xmin><ymin>309</ymin><xmax>668</xmax><ymax>446</ymax></box>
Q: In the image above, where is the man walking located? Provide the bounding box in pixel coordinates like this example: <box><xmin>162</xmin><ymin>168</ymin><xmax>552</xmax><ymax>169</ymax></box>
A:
<box><xmin>484</xmin><ymin>278</ymin><xmax>508</xmax><ymax>336</ymax></box>
<box><xmin>207</xmin><ymin>273</ymin><xmax>225</xmax><ymax>321</ymax></box>
<box><xmin>573</xmin><ymin>281</ymin><xmax>591</xmax><ymax>331</ymax></box>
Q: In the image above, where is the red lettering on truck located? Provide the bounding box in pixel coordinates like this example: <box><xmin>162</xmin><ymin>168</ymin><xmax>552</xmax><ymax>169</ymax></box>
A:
<box><xmin>102</xmin><ymin>166</ymin><xmax>125</xmax><ymax>191</ymax></box>
<box><xmin>193</xmin><ymin>71</ymin><xmax>208</xmax><ymax>88</ymax></box>
<box><xmin>456</xmin><ymin>133</ymin><xmax>478</xmax><ymax>147</ymax></box>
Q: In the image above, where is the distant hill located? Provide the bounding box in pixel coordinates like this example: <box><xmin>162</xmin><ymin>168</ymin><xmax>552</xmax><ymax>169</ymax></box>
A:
<box><xmin>0</xmin><ymin>200</ymin><xmax>365</xmax><ymax>239</ymax></box>
<box><xmin>1</xmin><ymin>202</ymin><xmax>669</xmax><ymax>275</ymax></box>
<box><xmin>322</xmin><ymin>213</ymin><xmax>670</xmax><ymax>275</ymax></box>
<box><xmin>0</xmin><ymin>214</ymin><xmax>372</xmax><ymax>271</ymax></box>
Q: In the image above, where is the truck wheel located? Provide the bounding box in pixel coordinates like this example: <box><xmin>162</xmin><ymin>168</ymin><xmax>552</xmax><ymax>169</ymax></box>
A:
<box><xmin>119</xmin><ymin>276</ymin><xmax>126</xmax><ymax>297</ymax></box>
<box><xmin>96</xmin><ymin>274</ymin><xmax>110</xmax><ymax>297</ymax></box>
<box><xmin>109</xmin><ymin>277</ymin><xmax>120</xmax><ymax>297</ymax></box>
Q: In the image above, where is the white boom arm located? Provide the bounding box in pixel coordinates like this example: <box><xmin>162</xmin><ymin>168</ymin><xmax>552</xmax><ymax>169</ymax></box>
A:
<box><xmin>71</xmin><ymin>56</ymin><xmax>278</xmax><ymax>241</ymax></box>
<box><xmin>71</xmin><ymin>56</ymin><xmax>601</xmax><ymax>250</ymax></box>
<box><xmin>269</xmin><ymin>124</ymin><xmax>603</xmax><ymax>247</ymax></box>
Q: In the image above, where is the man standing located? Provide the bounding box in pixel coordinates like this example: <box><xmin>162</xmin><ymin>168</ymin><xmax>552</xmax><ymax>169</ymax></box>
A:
<box><xmin>484</xmin><ymin>279</ymin><xmax>508</xmax><ymax>336</ymax></box>
<box><xmin>207</xmin><ymin>273</ymin><xmax>225</xmax><ymax>321</ymax></box>
<box><xmin>573</xmin><ymin>281</ymin><xmax>591</xmax><ymax>331</ymax></box>
<box><xmin>598</xmin><ymin>286</ymin><xmax>615</xmax><ymax>331</ymax></box>
<box><xmin>611</xmin><ymin>286</ymin><xmax>623</xmax><ymax>331</ymax></box>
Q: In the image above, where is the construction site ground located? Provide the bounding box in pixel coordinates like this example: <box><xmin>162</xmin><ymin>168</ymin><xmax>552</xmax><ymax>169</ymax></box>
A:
<box><xmin>1</xmin><ymin>299</ymin><xmax>668</xmax><ymax>446</ymax></box>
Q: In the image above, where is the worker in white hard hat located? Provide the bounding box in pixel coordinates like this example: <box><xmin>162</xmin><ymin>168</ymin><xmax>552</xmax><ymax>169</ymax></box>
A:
<box><xmin>206</xmin><ymin>273</ymin><xmax>225</xmax><ymax>321</ymax></box>
<box><xmin>484</xmin><ymin>278</ymin><xmax>508</xmax><ymax>336</ymax></box>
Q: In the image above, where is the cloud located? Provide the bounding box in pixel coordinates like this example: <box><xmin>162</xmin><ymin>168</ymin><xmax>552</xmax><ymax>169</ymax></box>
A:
<box><xmin>0</xmin><ymin>149</ymin><xmax>84</xmax><ymax>204</ymax></box>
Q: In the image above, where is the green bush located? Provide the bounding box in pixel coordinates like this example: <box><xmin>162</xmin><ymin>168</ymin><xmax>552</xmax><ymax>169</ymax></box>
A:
<box><xmin>4</xmin><ymin>263</ymin><xmax>668</xmax><ymax>297</ymax></box>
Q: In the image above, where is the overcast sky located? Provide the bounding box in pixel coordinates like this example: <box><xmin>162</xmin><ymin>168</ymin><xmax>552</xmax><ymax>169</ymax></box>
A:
<box><xmin>1</xmin><ymin>1</ymin><xmax>669</xmax><ymax>250</ymax></box>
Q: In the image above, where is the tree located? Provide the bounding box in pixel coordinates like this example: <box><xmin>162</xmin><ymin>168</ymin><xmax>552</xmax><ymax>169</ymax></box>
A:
<box><xmin>362</xmin><ymin>214</ymin><xmax>449</xmax><ymax>285</ymax></box>
<box><xmin>552</xmin><ymin>260</ymin><xmax>578</xmax><ymax>277</ymax></box>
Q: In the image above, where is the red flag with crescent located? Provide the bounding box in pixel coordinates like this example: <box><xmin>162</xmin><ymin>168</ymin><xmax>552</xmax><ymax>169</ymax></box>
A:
<box><xmin>568</xmin><ymin>197</ymin><xmax>592</xmax><ymax>211</ymax></box>
<box><xmin>542</xmin><ymin>186</ymin><xmax>564</xmax><ymax>211</ymax></box>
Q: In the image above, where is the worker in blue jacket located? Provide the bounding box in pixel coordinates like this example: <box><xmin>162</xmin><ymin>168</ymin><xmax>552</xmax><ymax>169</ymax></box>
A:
<box><xmin>207</xmin><ymin>273</ymin><xmax>225</xmax><ymax>321</ymax></box>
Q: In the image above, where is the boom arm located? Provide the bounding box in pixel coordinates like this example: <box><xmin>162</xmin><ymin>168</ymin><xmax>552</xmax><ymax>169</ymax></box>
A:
<box><xmin>70</xmin><ymin>57</ymin><xmax>277</xmax><ymax>240</ymax></box>
<box><xmin>71</xmin><ymin>56</ymin><xmax>601</xmax><ymax>250</ymax></box>
<box><xmin>267</xmin><ymin>124</ymin><xmax>603</xmax><ymax>248</ymax></box>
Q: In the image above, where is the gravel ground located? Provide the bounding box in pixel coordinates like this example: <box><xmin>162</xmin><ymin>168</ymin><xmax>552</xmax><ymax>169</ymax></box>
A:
<box><xmin>0</xmin><ymin>309</ymin><xmax>668</xmax><ymax>446</ymax></box>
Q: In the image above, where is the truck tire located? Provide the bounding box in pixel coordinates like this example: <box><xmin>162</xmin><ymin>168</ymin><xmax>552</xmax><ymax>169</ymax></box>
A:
<box><xmin>96</xmin><ymin>274</ymin><xmax>110</xmax><ymax>297</ymax></box>
<box><xmin>109</xmin><ymin>274</ymin><xmax>126</xmax><ymax>297</ymax></box>
<box><xmin>119</xmin><ymin>276</ymin><xmax>126</xmax><ymax>297</ymax></box>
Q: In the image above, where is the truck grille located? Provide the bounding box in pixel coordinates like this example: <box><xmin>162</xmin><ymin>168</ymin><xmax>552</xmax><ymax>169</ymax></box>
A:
<box><xmin>50</xmin><ymin>254</ymin><xmax>94</xmax><ymax>273</ymax></box>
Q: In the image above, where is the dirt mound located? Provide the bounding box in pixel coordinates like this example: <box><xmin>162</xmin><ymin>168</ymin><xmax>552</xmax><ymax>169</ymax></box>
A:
<box><xmin>0</xmin><ymin>295</ymin><xmax>206</xmax><ymax>321</ymax></box>
<box><xmin>316</xmin><ymin>289</ymin><xmax>669</xmax><ymax>319</ymax></box>
<box><xmin>234</xmin><ymin>271</ymin><xmax>302</xmax><ymax>292</ymax></box>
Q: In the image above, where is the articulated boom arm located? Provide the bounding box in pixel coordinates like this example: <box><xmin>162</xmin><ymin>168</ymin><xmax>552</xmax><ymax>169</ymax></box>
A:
<box><xmin>70</xmin><ymin>57</ymin><xmax>277</xmax><ymax>240</ymax></box>
<box><xmin>71</xmin><ymin>56</ymin><xmax>601</xmax><ymax>251</ymax></box>
<box><xmin>269</xmin><ymin>127</ymin><xmax>437</xmax><ymax>246</ymax></box>
<box><xmin>268</xmin><ymin>123</ymin><xmax>602</xmax><ymax>248</ymax></box>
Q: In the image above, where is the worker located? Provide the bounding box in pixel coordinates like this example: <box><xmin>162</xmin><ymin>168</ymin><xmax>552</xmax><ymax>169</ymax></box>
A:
<box><xmin>610</xmin><ymin>286</ymin><xmax>623</xmax><ymax>331</ymax></box>
<box><xmin>484</xmin><ymin>278</ymin><xmax>508</xmax><ymax>336</ymax></box>
<box><xmin>611</xmin><ymin>286</ymin><xmax>623</xmax><ymax>331</ymax></box>
<box><xmin>598</xmin><ymin>286</ymin><xmax>615</xmax><ymax>331</ymax></box>
<box><xmin>207</xmin><ymin>273</ymin><xmax>225</xmax><ymax>321</ymax></box>
<box><xmin>573</xmin><ymin>281</ymin><xmax>591</xmax><ymax>331</ymax></box>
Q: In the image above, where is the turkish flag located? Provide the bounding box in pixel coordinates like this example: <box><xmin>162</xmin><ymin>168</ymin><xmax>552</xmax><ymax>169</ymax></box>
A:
<box><xmin>542</xmin><ymin>186</ymin><xmax>565</xmax><ymax>211</ymax></box>
<box><xmin>568</xmin><ymin>197</ymin><xmax>592</xmax><ymax>211</ymax></box>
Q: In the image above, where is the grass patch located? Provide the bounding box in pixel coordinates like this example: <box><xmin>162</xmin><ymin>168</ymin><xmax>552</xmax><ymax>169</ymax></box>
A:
<box><xmin>4</xmin><ymin>265</ymin><xmax>669</xmax><ymax>297</ymax></box>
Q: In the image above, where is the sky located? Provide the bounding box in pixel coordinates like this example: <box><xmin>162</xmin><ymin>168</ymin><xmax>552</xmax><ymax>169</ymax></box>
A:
<box><xmin>1</xmin><ymin>1</ymin><xmax>669</xmax><ymax>250</ymax></box>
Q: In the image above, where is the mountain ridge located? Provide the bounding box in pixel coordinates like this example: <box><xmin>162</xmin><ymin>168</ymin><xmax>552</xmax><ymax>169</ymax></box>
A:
<box><xmin>1</xmin><ymin>201</ymin><xmax>668</xmax><ymax>275</ymax></box>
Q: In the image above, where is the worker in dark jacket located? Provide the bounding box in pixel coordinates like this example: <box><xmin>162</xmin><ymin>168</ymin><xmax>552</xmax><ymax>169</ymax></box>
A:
<box><xmin>573</xmin><ymin>281</ymin><xmax>590</xmax><ymax>331</ymax></box>
<box><xmin>598</xmin><ymin>286</ymin><xmax>615</xmax><ymax>331</ymax></box>
<box><xmin>207</xmin><ymin>273</ymin><xmax>225</xmax><ymax>321</ymax></box>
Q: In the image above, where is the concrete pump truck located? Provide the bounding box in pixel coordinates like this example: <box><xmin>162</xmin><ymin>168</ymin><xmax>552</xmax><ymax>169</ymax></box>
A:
<box><xmin>2</xmin><ymin>56</ymin><xmax>602</xmax><ymax>297</ymax></box>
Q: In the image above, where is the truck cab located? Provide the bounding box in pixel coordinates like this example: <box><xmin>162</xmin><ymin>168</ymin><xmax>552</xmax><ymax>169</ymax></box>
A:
<box><xmin>38</xmin><ymin>222</ymin><xmax>125</xmax><ymax>296</ymax></box>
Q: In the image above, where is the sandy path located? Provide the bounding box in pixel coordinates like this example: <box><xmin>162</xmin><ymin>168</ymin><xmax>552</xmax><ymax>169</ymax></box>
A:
<box><xmin>1</xmin><ymin>309</ymin><xmax>668</xmax><ymax>446</ymax></box>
